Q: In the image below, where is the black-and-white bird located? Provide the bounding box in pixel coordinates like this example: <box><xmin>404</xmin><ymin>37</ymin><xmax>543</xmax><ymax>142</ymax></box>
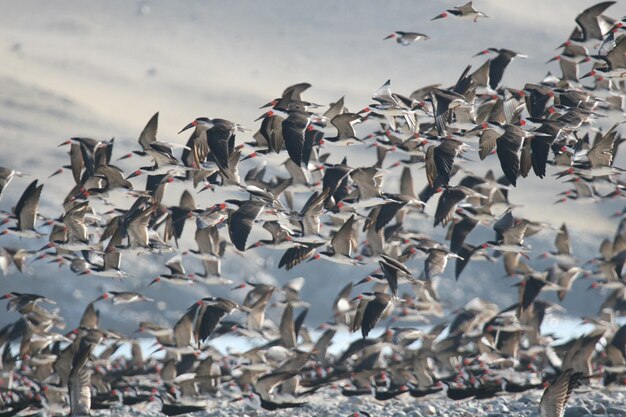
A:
<box><xmin>474</xmin><ymin>48</ymin><xmax>528</xmax><ymax>90</ymax></box>
<box><xmin>351</xmin><ymin>292</ymin><xmax>394</xmax><ymax>338</ymax></box>
<box><xmin>1</xmin><ymin>179</ymin><xmax>44</xmax><ymax>238</ymax></box>
<box><xmin>383</xmin><ymin>32</ymin><xmax>430</xmax><ymax>46</ymax></box>
<box><xmin>431</xmin><ymin>1</ymin><xmax>488</xmax><ymax>22</ymax></box>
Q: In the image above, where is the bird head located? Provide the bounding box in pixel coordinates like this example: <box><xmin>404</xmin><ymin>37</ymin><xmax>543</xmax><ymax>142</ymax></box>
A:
<box><xmin>580</xmin><ymin>69</ymin><xmax>596</xmax><ymax>79</ymax></box>
<box><xmin>431</xmin><ymin>11</ymin><xmax>448</xmax><ymax>20</ymax></box>
<box><xmin>179</xmin><ymin>117</ymin><xmax>213</xmax><ymax>134</ymax></box>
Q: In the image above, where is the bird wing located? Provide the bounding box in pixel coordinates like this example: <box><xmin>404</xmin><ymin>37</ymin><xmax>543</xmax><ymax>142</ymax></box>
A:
<box><xmin>12</xmin><ymin>249</ymin><xmax>28</xmax><ymax>273</ymax></box>
<box><xmin>69</xmin><ymin>143</ymin><xmax>84</xmax><ymax>185</ymax></box>
<box><xmin>79</xmin><ymin>302</ymin><xmax>99</xmax><ymax>329</ymax></box>
<box><xmin>539</xmin><ymin>369</ymin><xmax>580</xmax><ymax>417</ymax></box>
<box><xmin>278</xmin><ymin>242</ymin><xmax>323</xmax><ymax>270</ymax></box>
<box><xmin>375</xmin><ymin>201</ymin><xmax>406</xmax><ymax>232</ymax></box>
<box><xmin>520</xmin><ymin>137</ymin><xmax>532</xmax><ymax>178</ymax></box>
<box><xmin>503</xmin><ymin>221</ymin><xmax>527</xmax><ymax>246</ymax></box>
<box><xmin>606</xmin><ymin>35</ymin><xmax>626</xmax><ymax>69</ymax></box>
<box><xmin>63</xmin><ymin>201</ymin><xmax>90</xmax><ymax>243</ymax></box>
<box><xmin>530</xmin><ymin>133</ymin><xmax>555</xmax><ymax>178</ymax></box>
<box><xmin>478</xmin><ymin>129</ymin><xmax>499</xmax><ymax>160</ymax></box>
<box><xmin>432</xmin><ymin>89</ymin><xmax>464</xmax><ymax>135</ymax></box>
<box><xmin>68</xmin><ymin>337</ymin><xmax>97</xmax><ymax>417</ymax></box>
<box><xmin>179</xmin><ymin>190</ymin><xmax>196</xmax><ymax>210</ymax></box>
<box><xmin>138</xmin><ymin>112</ymin><xmax>159</xmax><ymax>150</ymax></box>
<box><xmin>266</xmin><ymin>115</ymin><xmax>285</xmax><ymax>153</ymax></box>
<box><xmin>457</xmin><ymin>1</ymin><xmax>476</xmax><ymax>14</ymax></box>
<box><xmin>331</xmin><ymin>214</ymin><xmax>356</xmax><ymax>257</ymax></box>
<box><xmin>279</xmin><ymin>303</ymin><xmax>296</xmax><ymax>348</ymax></box>
<box><xmin>350</xmin><ymin>167</ymin><xmax>383</xmax><ymax>200</ymax></box>
<box><xmin>372</xmin><ymin>79</ymin><xmax>397</xmax><ymax>105</ymax></box>
<box><xmin>16</xmin><ymin>180</ymin><xmax>43</xmax><ymax>231</ymax></box>
<box><xmin>559</xmin><ymin>57</ymin><xmax>579</xmax><ymax>82</ymax></box>
<box><xmin>470</xmin><ymin>59</ymin><xmax>491</xmax><ymax>88</ymax></box>
<box><xmin>324</xmin><ymin>96</ymin><xmax>345</xmax><ymax>119</ymax></box>
<box><xmin>496</xmin><ymin>126</ymin><xmax>524</xmax><ymax>186</ymax></box>
<box><xmin>207</xmin><ymin>125</ymin><xmax>233</xmax><ymax>171</ymax></box>
<box><xmin>433</xmin><ymin>139</ymin><xmax>464</xmax><ymax>185</ymax></box>
<box><xmin>489</xmin><ymin>52</ymin><xmax>514</xmax><ymax>90</ymax></box>
<box><xmin>228</xmin><ymin>201</ymin><xmax>265</xmax><ymax>251</ymax></box>
<box><xmin>555</xmin><ymin>224</ymin><xmax>571</xmax><ymax>256</ymax></box>
<box><xmin>351</xmin><ymin>298</ymin><xmax>368</xmax><ymax>334</ymax></box>
<box><xmin>449</xmin><ymin>214</ymin><xmax>479</xmax><ymax>253</ymax></box>
<box><xmin>300</xmin><ymin>190</ymin><xmax>329</xmax><ymax>236</ymax></box>
<box><xmin>282</xmin><ymin>82</ymin><xmax>311</xmax><ymax>102</ymax></box>
<box><xmin>587</xmin><ymin>123</ymin><xmax>618</xmax><ymax>168</ymax></box>
<box><xmin>520</xmin><ymin>276</ymin><xmax>546</xmax><ymax>312</ymax></box>
<box><xmin>557</xmin><ymin>268</ymin><xmax>581</xmax><ymax>301</ymax></box>
<box><xmin>361</xmin><ymin>294</ymin><xmax>392</xmax><ymax>338</ymax></box>
<box><xmin>165</xmin><ymin>255</ymin><xmax>186</xmax><ymax>275</ymax></box>
<box><xmin>282</xmin><ymin>114</ymin><xmax>308</xmax><ymax>167</ymax></box>
<box><xmin>425</xmin><ymin>249</ymin><xmax>447</xmax><ymax>279</ymax></box>
<box><xmin>434</xmin><ymin>188</ymin><xmax>468</xmax><ymax>227</ymax></box>
<box><xmin>400</xmin><ymin>167</ymin><xmax>416</xmax><ymax>199</ymax></box>
<box><xmin>575</xmin><ymin>1</ymin><xmax>615</xmax><ymax>42</ymax></box>
<box><xmin>425</xmin><ymin>145</ymin><xmax>437</xmax><ymax>187</ymax></box>
<box><xmin>331</xmin><ymin>113</ymin><xmax>360</xmax><ymax>141</ymax></box>
<box><xmin>379</xmin><ymin>260</ymin><xmax>399</xmax><ymax>296</ymax></box>
<box><xmin>198</xmin><ymin>300</ymin><xmax>236</xmax><ymax>343</ymax></box>
<box><xmin>174</xmin><ymin>306</ymin><xmax>196</xmax><ymax>347</ymax></box>
<box><xmin>455</xmin><ymin>244</ymin><xmax>480</xmax><ymax>280</ymax></box>
<box><xmin>127</xmin><ymin>206</ymin><xmax>154</xmax><ymax>248</ymax></box>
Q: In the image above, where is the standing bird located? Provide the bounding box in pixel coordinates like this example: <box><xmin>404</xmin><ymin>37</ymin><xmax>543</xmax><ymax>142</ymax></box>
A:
<box><xmin>383</xmin><ymin>32</ymin><xmax>430</xmax><ymax>46</ymax></box>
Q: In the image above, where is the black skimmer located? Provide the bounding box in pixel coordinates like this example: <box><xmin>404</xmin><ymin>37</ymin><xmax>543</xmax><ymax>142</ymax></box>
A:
<box><xmin>431</xmin><ymin>1</ymin><xmax>488</xmax><ymax>23</ymax></box>
<box><xmin>1</xmin><ymin>180</ymin><xmax>44</xmax><ymax>238</ymax></box>
<box><xmin>351</xmin><ymin>292</ymin><xmax>394</xmax><ymax>338</ymax></box>
<box><xmin>474</xmin><ymin>48</ymin><xmax>528</xmax><ymax>90</ymax></box>
<box><xmin>383</xmin><ymin>31</ymin><xmax>430</xmax><ymax>46</ymax></box>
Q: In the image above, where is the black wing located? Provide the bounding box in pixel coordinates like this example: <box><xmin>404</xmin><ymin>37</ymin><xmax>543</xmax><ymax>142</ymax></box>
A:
<box><xmin>16</xmin><ymin>180</ymin><xmax>43</xmax><ymax>231</ymax></box>
<box><xmin>207</xmin><ymin>125</ymin><xmax>233</xmax><ymax>171</ymax></box>
<box><xmin>496</xmin><ymin>127</ymin><xmax>524</xmax><ymax>186</ymax></box>
<box><xmin>434</xmin><ymin>188</ymin><xmax>468</xmax><ymax>227</ymax></box>
<box><xmin>361</xmin><ymin>294</ymin><xmax>391</xmax><ymax>338</ymax></box>
<box><xmin>228</xmin><ymin>201</ymin><xmax>265</xmax><ymax>251</ymax></box>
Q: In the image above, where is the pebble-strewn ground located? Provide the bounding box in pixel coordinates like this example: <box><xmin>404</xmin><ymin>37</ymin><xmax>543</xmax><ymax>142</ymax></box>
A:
<box><xmin>86</xmin><ymin>387</ymin><xmax>626</xmax><ymax>417</ymax></box>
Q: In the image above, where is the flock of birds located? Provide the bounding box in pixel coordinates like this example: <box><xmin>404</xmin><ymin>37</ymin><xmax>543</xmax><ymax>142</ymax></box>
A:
<box><xmin>2</xmin><ymin>1</ymin><xmax>626</xmax><ymax>416</ymax></box>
